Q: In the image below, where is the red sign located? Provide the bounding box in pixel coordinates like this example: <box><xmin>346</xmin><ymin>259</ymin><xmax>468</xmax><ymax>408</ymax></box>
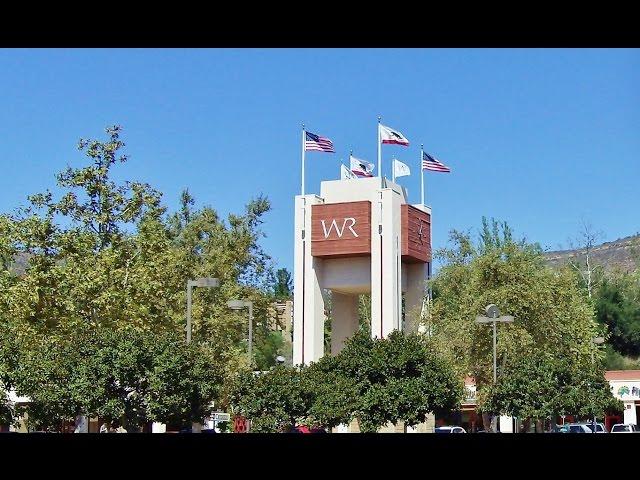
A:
<box><xmin>233</xmin><ymin>416</ymin><xmax>248</xmax><ymax>433</ymax></box>
<box><xmin>311</xmin><ymin>201</ymin><xmax>371</xmax><ymax>258</ymax></box>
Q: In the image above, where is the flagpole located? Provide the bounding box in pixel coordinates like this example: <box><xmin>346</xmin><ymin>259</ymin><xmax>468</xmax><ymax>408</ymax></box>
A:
<box><xmin>377</xmin><ymin>116</ymin><xmax>382</xmax><ymax>188</ymax></box>
<box><xmin>420</xmin><ymin>144</ymin><xmax>425</xmax><ymax>207</ymax></box>
<box><xmin>392</xmin><ymin>158</ymin><xmax>396</xmax><ymax>183</ymax></box>
<box><xmin>301</xmin><ymin>123</ymin><xmax>306</xmax><ymax>196</ymax></box>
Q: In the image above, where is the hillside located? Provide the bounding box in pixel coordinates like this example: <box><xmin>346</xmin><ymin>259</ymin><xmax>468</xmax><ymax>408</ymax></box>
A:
<box><xmin>544</xmin><ymin>234</ymin><xmax>639</xmax><ymax>273</ymax></box>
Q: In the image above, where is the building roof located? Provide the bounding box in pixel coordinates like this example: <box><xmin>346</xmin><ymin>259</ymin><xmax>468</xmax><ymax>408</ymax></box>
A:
<box><xmin>605</xmin><ymin>370</ymin><xmax>640</xmax><ymax>381</ymax></box>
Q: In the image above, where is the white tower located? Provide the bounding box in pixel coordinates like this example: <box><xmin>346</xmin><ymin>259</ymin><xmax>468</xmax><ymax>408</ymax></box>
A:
<box><xmin>293</xmin><ymin>177</ymin><xmax>432</xmax><ymax>365</ymax></box>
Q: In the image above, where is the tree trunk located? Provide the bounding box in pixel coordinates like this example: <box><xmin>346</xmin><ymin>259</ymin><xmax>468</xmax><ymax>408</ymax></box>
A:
<box><xmin>482</xmin><ymin>412</ymin><xmax>492</xmax><ymax>432</ymax></box>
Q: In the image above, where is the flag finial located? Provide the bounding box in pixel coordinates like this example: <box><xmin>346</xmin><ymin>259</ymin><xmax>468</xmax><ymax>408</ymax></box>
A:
<box><xmin>302</xmin><ymin>122</ymin><xmax>305</xmax><ymax>130</ymax></box>
<box><xmin>378</xmin><ymin>115</ymin><xmax>381</xmax><ymax>123</ymax></box>
<box><xmin>421</xmin><ymin>143</ymin><xmax>424</xmax><ymax>149</ymax></box>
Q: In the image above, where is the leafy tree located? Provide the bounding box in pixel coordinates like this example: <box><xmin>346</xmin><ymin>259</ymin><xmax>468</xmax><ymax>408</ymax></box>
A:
<box><xmin>304</xmin><ymin>354</ymin><xmax>359</xmax><ymax>429</ymax></box>
<box><xmin>595</xmin><ymin>274</ymin><xmax>640</xmax><ymax>357</ymax></box>
<box><xmin>0</xmin><ymin>125</ymin><xmax>277</xmax><ymax>428</ymax></box>
<box><xmin>253</xmin><ymin>330</ymin><xmax>285</xmax><ymax>371</ymax></box>
<box><xmin>331</xmin><ymin>330</ymin><xmax>462</xmax><ymax>432</ymax></box>
<box><xmin>145</xmin><ymin>334</ymin><xmax>222</xmax><ymax>428</ymax></box>
<box><xmin>428</xmin><ymin>219</ymin><xmax>601</xmax><ymax>427</ymax></box>
<box><xmin>74</xmin><ymin>328</ymin><xmax>154</xmax><ymax>431</ymax></box>
<box><xmin>7</xmin><ymin>327</ymin><xmax>223</xmax><ymax>431</ymax></box>
<box><xmin>484</xmin><ymin>351</ymin><xmax>621</xmax><ymax>422</ymax></box>
<box><xmin>229</xmin><ymin>366</ymin><xmax>310</xmax><ymax>433</ymax></box>
<box><xmin>273</xmin><ymin>268</ymin><xmax>292</xmax><ymax>300</ymax></box>
<box><xmin>229</xmin><ymin>331</ymin><xmax>460</xmax><ymax>433</ymax></box>
<box><xmin>0</xmin><ymin>390</ymin><xmax>14</xmax><ymax>428</ymax></box>
<box><xmin>11</xmin><ymin>334</ymin><xmax>83</xmax><ymax>430</ymax></box>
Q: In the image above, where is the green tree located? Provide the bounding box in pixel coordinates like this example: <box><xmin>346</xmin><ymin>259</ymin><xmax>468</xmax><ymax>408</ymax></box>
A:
<box><xmin>331</xmin><ymin>330</ymin><xmax>462</xmax><ymax>432</ymax></box>
<box><xmin>484</xmin><ymin>351</ymin><xmax>621</xmax><ymax>422</ymax></box>
<box><xmin>253</xmin><ymin>330</ymin><xmax>285</xmax><ymax>371</ymax></box>
<box><xmin>428</xmin><ymin>219</ymin><xmax>601</xmax><ymax>426</ymax></box>
<box><xmin>145</xmin><ymin>334</ymin><xmax>222</xmax><ymax>428</ymax></box>
<box><xmin>304</xmin><ymin>355</ymin><xmax>359</xmax><ymax>429</ymax></box>
<box><xmin>273</xmin><ymin>268</ymin><xmax>292</xmax><ymax>300</ymax></box>
<box><xmin>229</xmin><ymin>366</ymin><xmax>310</xmax><ymax>433</ymax></box>
<box><xmin>0</xmin><ymin>125</ymin><xmax>276</xmax><ymax>428</ymax></box>
<box><xmin>595</xmin><ymin>274</ymin><xmax>640</xmax><ymax>357</ymax></box>
<box><xmin>229</xmin><ymin>331</ymin><xmax>460</xmax><ymax>433</ymax></box>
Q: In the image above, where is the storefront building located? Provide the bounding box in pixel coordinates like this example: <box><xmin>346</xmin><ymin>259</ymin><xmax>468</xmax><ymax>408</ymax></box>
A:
<box><xmin>605</xmin><ymin>370</ymin><xmax>640</xmax><ymax>428</ymax></box>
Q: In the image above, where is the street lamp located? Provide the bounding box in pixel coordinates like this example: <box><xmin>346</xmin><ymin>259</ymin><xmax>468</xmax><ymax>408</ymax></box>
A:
<box><xmin>186</xmin><ymin>278</ymin><xmax>220</xmax><ymax>344</ymax></box>
<box><xmin>475</xmin><ymin>304</ymin><xmax>514</xmax><ymax>383</ymax></box>
<box><xmin>475</xmin><ymin>304</ymin><xmax>514</xmax><ymax>433</ymax></box>
<box><xmin>228</xmin><ymin>299</ymin><xmax>253</xmax><ymax>365</ymax></box>
<box><xmin>590</xmin><ymin>336</ymin><xmax>605</xmax><ymax>433</ymax></box>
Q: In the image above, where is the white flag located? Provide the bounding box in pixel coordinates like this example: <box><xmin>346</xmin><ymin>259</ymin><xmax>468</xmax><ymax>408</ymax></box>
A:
<box><xmin>393</xmin><ymin>159</ymin><xmax>411</xmax><ymax>178</ymax></box>
<box><xmin>350</xmin><ymin>155</ymin><xmax>375</xmax><ymax>177</ymax></box>
<box><xmin>379</xmin><ymin>124</ymin><xmax>409</xmax><ymax>146</ymax></box>
<box><xmin>341</xmin><ymin>163</ymin><xmax>356</xmax><ymax>180</ymax></box>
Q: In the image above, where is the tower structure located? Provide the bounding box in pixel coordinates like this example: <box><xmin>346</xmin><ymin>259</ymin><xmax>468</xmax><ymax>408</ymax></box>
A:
<box><xmin>293</xmin><ymin>176</ymin><xmax>432</xmax><ymax>364</ymax></box>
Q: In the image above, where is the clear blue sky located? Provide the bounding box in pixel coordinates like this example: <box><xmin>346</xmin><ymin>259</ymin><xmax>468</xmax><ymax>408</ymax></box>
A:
<box><xmin>0</xmin><ymin>49</ymin><xmax>638</xmax><ymax>273</ymax></box>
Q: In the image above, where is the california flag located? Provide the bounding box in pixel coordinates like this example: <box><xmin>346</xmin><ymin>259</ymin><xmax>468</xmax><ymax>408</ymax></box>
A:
<box><xmin>379</xmin><ymin>124</ymin><xmax>409</xmax><ymax>146</ymax></box>
<box><xmin>350</xmin><ymin>155</ymin><xmax>375</xmax><ymax>177</ymax></box>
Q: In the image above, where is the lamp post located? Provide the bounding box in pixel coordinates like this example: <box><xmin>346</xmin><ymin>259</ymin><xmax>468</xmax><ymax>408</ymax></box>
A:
<box><xmin>475</xmin><ymin>304</ymin><xmax>514</xmax><ymax>383</ymax></box>
<box><xmin>590</xmin><ymin>336</ymin><xmax>605</xmax><ymax>433</ymax></box>
<box><xmin>475</xmin><ymin>304</ymin><xmax>514</xmax><ymax>433</ymax></box>
<box><xmin>228</xmin><ymin>299</ymin><xmax>253</xmax><ymax>365</ymax></box>
<box><xmin>186</xmin><ymin>278</ymin><xmax>220</xmax><ymax>344</ymax></box>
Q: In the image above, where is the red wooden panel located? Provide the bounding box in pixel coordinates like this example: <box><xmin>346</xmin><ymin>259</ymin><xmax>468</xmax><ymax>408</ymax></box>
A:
<box><xmin>311</xmin><ymin>201</ymin><xmax>371</xmax><ymax>258</ymax></box>
<box><xmin>402</xmin><ymin>204</ymin><xmax>431</xmax><ymax>263</ymax></box>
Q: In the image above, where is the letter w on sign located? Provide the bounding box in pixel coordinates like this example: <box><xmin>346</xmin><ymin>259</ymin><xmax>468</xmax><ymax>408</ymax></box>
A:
<box><xmin>321</xmin><ymin>218</ymin><xmax>358</xmax><ymax>239</ymax></box>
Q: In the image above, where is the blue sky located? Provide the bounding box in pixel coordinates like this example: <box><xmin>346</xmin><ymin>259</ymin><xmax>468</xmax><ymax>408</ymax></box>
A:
<box><xmin>0</xmin><ymin>49</ymin><xmax>638</xmax><ymax>273</ymax></box>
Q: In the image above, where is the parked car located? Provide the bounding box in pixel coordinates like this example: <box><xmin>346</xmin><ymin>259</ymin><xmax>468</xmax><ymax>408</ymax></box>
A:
<box><xmin>434</xmin><ymin>426</ymin><xmax>466</xmax><ymax>433</ymax></box>
<box><xmin>611</xmin><ymin>423</ymin><xmax>638</xmax><ymax>433</ymax></box>
<box><xmin>583</xmin><ymin>422</ymin><xmax>607</xmax><ymax>433</ymax></box>
<box><xmin>561</xmin><ymin>423</ymin><xmax>593</xmax><ymax>433</ymax></box>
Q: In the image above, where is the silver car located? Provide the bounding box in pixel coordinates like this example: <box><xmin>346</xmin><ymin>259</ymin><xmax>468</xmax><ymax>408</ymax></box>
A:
<box><xmin>611</xmin><ymin>423</ymin><xmax>637</xmax><ymax>433</ymax></box>
<box><xmin>583</xmin><ymin>423</ymin><xmax>607</xmax><ymax>433</ymax></box>
<box><xmin>434</xmin><ymin>426</ymin><xmax>466</xmax><ymax>433</ymax></box>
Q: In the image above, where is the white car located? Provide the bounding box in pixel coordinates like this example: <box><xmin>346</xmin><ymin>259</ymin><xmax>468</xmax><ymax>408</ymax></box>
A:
<box><xmin>610</xmin><ymin>423</ymin><xmax>637</xmax><ymax>433</ymax></box>
<box><xmin>434</xmin><ymin>426</ymin><xmax>466</xmax><ymax>433</ymax></box>
<box><xmin>583</xmin><ymin>422</ymin><xmax>607</xmax><ymax>433</ymax></box>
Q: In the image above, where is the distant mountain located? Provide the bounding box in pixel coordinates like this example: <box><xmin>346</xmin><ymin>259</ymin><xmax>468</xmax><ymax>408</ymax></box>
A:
<box><xmin>544</xmin><ymin>234</ymin><xmax>640</xmax><ymax>273</ymax></box>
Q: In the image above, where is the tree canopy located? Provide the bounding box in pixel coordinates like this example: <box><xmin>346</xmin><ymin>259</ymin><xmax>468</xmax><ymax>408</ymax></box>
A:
<box><xmin>229</xmin><ymin>330</ymin><xmax>461</xmax><ymax>433</ymax></box>
<box><xmin>0</xmin><ymin>125</ymin><xmax>280</xmax><ymax>429</ymax></box>
<box><xmin>427</xmin><ymin>218</ymin><xmax>610</xmax><ymax>421</ymax></box>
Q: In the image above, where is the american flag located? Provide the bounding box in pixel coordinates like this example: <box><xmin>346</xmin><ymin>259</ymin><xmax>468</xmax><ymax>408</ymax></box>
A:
<box><xmin>422</xmin><ymin>151</ymin><xmax>451</xmax><ymax>172</ymax></box>
<box><xmin>305</xmin><ymin>131</ymin><xmax>335</xmax><ymax>153</ymax></box>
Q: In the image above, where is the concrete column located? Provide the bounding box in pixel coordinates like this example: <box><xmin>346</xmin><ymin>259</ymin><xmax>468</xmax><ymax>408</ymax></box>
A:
<box><xmin>293</xmin><ymin>195</ymin><xmax>326</xmax><ymax>365</ymax></box>
<box><xmin>403</xmin><ymin>263</ymin><xmax>427</xmax><ymax>333</ymax></box>
<box><xmin>371</xmin><ymin>188</ymin><xmax>402</xmax><ymax>339</ymax></box>
<box><xmin>331</xmin><ymin>292</ymin><xmax>359</xmax><ymax>355</ymax></box>
<box><xmin>623</xmin><ymin>402</ymin><xmax>637</xmax><ymax>425</ymax></box>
